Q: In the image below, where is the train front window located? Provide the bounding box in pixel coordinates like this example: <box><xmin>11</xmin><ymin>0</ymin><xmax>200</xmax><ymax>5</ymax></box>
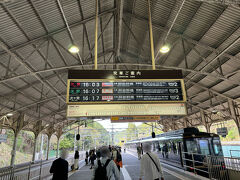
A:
<box><xmin>186</xmin><ymin>140</ymin><xmax>198</xmax><ymax>153</ymax></box>
<box><xmin>213</xmin><ymin>140</ymin><xmax>222</xmax><ymax>156</ymax></box>
<box><xmin>199</xmin><ymin>140</ymin><xmax>210</xmax><ymax>155</ymax></box>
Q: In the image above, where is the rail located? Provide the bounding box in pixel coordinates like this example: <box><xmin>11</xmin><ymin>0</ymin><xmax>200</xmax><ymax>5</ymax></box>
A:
<box><xmin>181</xmin><ymin>152</ymin><xmax>240</xmax><ymax>180</ymax></box>
<box><xmin>0</xmin><ymin>152</ymin><xmax>85</xmax><ymax>180</ymax></box>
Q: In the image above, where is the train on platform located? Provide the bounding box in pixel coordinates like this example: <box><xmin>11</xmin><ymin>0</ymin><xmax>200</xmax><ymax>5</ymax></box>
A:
<box><xmin>125</xmin><ymin>127</ymin><xmax>228</xmax><ymax>179</ymax></box>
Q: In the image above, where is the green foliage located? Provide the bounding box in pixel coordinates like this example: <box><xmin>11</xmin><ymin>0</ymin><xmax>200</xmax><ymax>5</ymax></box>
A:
<box><xmin>59</xmin><ymin>135</ymin><xmax>74</xmax><ymax>149</ymax></box>
<box><xmin>114</xmin><ymin>123</ymin><xmax>163</xmax><ymax>145</ymax></box>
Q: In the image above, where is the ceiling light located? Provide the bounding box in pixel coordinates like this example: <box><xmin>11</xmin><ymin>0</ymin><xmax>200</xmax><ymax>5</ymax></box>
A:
<box><xmin>212</xmin><ymin>109</ymin><xmax>218</xmax><ymax>114</ymax></box>
<box><xmin>7</xmin><ymin>113</ymin><xmax>13</xmax><ymax>117</ymax></box>
<box><xmin>160</xmin><ymin>45</ymin><xmax>170</xmax><ymax>54</ymax></box>
<box><xmin>68</xmin><ymin>45</ymin><xmax>79</xmax><ymax>54</ymax></box>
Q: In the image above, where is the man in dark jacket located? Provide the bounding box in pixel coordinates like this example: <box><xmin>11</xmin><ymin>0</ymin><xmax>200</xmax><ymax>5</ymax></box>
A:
<box><xmin>50</xmin><ymin>150</ymin><xmax>69</xmax><ymax>180</ymax></box>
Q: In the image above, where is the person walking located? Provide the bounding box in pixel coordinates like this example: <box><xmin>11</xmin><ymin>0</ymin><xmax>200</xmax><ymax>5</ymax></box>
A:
<box><xmin>115</xmin><ymin>149</ymin><xmax>123</xmax><ymax>171</ymax></box>
<box><xmin>139</xmin><ymin>143</ymin><xmax>164</xmax><ymax>180</ymax></box>
<box><xmin>92</xmin><ymin>146</ymin><xmax>120</xmax><ymax>180</ymax></box>
<box><xmin>90</xmin><ymin>149</ymin><xmax>96</xmax><ymax>169</ymax></box>
<box><xmin>50</xmin><ymin>150</ymin><xmax>69</xmax><ymax>180</ymax></box>
<box><xmin>85</xmin><ymin>151</ymin><xmax>89</xmax><ymax>165</ymax></box>
<box><xmin>73</xmin><ymin>150</ymin><xmax>79</xmax><ymax>170</ymax></box>
<box><xmin>96</xmin><ymin>148</ymin><xmax>101</xmax><ymax>160</ymax></box>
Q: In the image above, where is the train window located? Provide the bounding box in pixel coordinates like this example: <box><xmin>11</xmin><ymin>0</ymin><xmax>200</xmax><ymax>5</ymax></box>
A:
<box><xmin>199</xmin><ymin>140</ymin><xmax>210</xmax><ymax>155</ymax></box>
<box><xmin>213</xmin><ymin>140</ymin><xmax>222</xmax><ymax>156</ymax></box>
<box><xmin>186</xmin><ymin>140</ymin><xmax>198</xmax><ymax>153</ymax></box>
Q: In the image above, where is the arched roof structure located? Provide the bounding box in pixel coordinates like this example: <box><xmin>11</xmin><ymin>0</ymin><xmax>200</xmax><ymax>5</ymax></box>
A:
<box><xmin>0</xmin><ymin>0</ymin><xmax>239</xmax><ymax>133</ymax></box>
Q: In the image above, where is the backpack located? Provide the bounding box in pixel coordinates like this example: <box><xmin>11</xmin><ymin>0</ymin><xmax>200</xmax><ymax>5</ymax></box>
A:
<box><xmin>94</xmin><ymin>159</ymin><xmax>111</xmax><ymax>180</ymax></box>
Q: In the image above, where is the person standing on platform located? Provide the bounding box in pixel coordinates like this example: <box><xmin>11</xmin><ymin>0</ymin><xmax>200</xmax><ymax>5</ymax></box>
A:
<box><xmin>96</xmin><ymin>148</ymin><xmax>101</xmax><ymax>160</ymax></box>
<box><xmin>112</xmin><ymin>147</ymin><xmax>117</xmax><ymax>161</ymax></box>
<box><xmin>73</xmin><ymin>150</ymin><xmax>79</xmax><ymax>170</ymax></box>
<box><xmin>50</xmin><ymin>150</ymin><xmax>69</xmax><ymax>180</ymax></box>
<box><xmin>92</xmin><ymin>146</ymin><xmax>120</xmax><ymax>180</ymax></box>
<box><xmin>115</xmin><ymin>149</ymin><xmax>123</xmax><ymax>171</ymax></box>
<box><xmin>90</xmin><ymin>149</ymin><xmax>96</xmax><ymax>169</ymax></box>
<box><xmin>139</xmin><ymin>143</ymin><xmax>164</xmax><ymax>180</ymax></box>
<box><xmin>137</xmin><ymin>145</ymin><xmax>142</xmax><ymax>160</ymax></box>
<box><xmin>85</xmin><ymin>151</ymin><xmax>89</xmax><ymax>165</ymax></box>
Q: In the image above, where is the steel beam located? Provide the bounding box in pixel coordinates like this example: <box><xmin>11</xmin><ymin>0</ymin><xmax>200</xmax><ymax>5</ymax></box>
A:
<box><xmin>228</xmin><ymin>99</ymin><xmax>240</xmax><ymax>135</ymax></box>
<box><xmin>193</xmin><ymin>0</ymin><xmax>240</xmax><ymax>5</ymax></box>
<box><xmin>78</xmin><ymin>0</ymin><xmax>94</xmax><ymax>59</ymax></box>
<box><xmin>116</xmin><ymin>0</ymin><xmax>123</xmax><ymax>58</ymax></box>
<box><xmin>185</xmin><ymin>78</ymin><xmax>240</xmax><ymax>104</ymax></box>
<box><xmin>0</xmin><ymin>49</ymin><xmax>114</xmax><ymax>83</ymax></box>
<box><xmin>124</xmin><ymin>11</ymin><xmax>240</xmax><ymax>63</ymax></box>
<box><xmin>56</xmin><ymin>0</ymin><xmax>83</xmax><ymax>65</ymax></box>
<box><xmin>0</xmin><ymin>8</ymin><xmax>116</xmax><ymax>55</ymax></box>
<box><xmin>155</xmin><ymin>0</ymin><xmax>186</xmax><ymax>60</ymax></box>
<box><xmin>0</xmin><ymin>94</ymin><xmax>65</xmax><ymax>117</ymax></box>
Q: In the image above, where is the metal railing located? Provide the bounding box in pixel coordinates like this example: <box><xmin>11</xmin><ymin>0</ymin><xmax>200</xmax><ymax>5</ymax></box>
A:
<box><xmin>0</xmin><ymin>152</ymin><xmax>85</xmax><ymax>180</ymax></box>
<box><xmin>181</xmin><ymin>152</ymin><xmax>240</xmax><ymax>180</ymax></box>
<box><xmin>230</xmin><ymin>150</ymin><xmax>240</xmax><ymax>158</ymax></box>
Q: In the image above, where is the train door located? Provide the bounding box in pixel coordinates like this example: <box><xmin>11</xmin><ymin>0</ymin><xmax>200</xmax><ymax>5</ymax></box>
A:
<box><xmin>178</xmin><ymin>142</ymin><xmax>184</xmax><ymax>167</ymax></box>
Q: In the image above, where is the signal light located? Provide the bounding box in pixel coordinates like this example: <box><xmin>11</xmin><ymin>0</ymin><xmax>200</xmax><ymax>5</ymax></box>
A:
<box><xmin>152</xmin><ymin>132</ymin><xmax>156</xmax><ymax>138</ymax></box>
<box><xmin>76</xmin><ymin>134</ymin><xmax>80</xmax><ymax>140</ymax></box>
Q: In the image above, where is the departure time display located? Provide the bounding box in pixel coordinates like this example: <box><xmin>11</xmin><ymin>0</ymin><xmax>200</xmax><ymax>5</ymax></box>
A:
<box><xmin>67</xmin><ymin>80</ymin><xmax>186</xmax><ymax>104</ymax></box>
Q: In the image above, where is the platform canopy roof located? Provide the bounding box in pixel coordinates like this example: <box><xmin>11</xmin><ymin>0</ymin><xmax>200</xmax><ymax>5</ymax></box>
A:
<box><xmin>0</xmin><ymin>0</ymin><xmax>239</xmax><ymax>134</ymax></box>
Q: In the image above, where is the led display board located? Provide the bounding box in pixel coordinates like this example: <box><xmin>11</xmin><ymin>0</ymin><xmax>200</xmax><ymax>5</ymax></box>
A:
<box><xmin>67</xmin><ymin>103</ymin><xmax>187</xmax><ymax>117</ymax></box>
<box><xmin>67</xmin><ymin>70</ymin><xmax>186</xmax><ymax>104</ymax></box>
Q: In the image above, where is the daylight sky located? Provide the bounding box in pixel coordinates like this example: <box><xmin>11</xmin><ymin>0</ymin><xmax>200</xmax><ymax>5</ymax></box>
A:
<box><xmin>95</xmin><ymin>118</ymin><xmax>142</xmax><ymax>132</ymax></box>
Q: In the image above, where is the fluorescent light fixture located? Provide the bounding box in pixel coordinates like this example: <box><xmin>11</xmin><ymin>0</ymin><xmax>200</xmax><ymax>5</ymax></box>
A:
<box><xmin>7</xmin><ymin>113</ymin><xmax>13</xmax><ymax>117</ymax></box>
<box><xmin>68</xmin><ymin>45</ymin><xmax>79</xmax><ymax>54</ymax></box>
<box><xmin>160</xmin><ymin>45</ymin><xmax>170</xmax><ymax>53</ymax></box>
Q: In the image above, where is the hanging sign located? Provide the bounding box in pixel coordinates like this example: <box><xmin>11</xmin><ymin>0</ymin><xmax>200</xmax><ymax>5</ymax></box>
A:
<box><xmin>67</xmin><ymin>70</ymin><xmax>186</xmax><ymax>104</ymax></box>
<box><xmin>67</xmin><ymin>103</ymin><xmax>187</xmax><ymax>117</ymax></box>
<box><xmin>217</xmin><ymin>127</ymin><xmax>228</xmax><ymax>136</ymax></box>
<box><xmin>0</xmin><ymin>134</ymin><xmax>7</xmax><ymax>143</ymax></box>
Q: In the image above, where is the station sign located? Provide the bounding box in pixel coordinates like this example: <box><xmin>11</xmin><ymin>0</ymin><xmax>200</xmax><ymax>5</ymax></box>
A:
<box><xmin>0</xmin><ymin>134</ymin><xmax>7</xmax><ymax>143</ymax></box>
<box><xmin>67</xmin><ymin>70</ymin><xmax>186</xmax><ymax>104</ymax></box>
<box><xmin>67</xmin><ymin>103</ymin><xmax>187</xmax><ymax>117</ymax></box>
<box><xmin>111</xmin><ymin>116</ymin><xmax>160</xmax><ymax>123</ymax></box>
<box><xmin>217</xmin><ymin>127</ymin><xmax>228</xmax><ymax>136</ymax></box>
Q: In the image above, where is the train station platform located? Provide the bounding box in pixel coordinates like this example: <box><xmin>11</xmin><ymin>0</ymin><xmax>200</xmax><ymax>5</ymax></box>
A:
<box><xmin>69</xmin><ymin>151</ymin><xmax>207</xmax><ymax>180</ymax></box>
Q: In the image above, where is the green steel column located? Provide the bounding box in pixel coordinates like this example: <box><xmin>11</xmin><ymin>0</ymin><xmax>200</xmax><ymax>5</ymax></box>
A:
<box><xmin>46</xmin><ymin>135</ymin><xmax>51</xmax><ymax>160</ymax></box>
<box><xmin>56</xmin><ymin>137</ymin><xmax>60</xmax><ymax>158</ymax></box>
<box><xmin>32</xmin><ymin>135</ymin><xmax>38</xmax><ymax>162</ymax></box>
<box><xmin>10</xmin><ymin>132</ymin><xmax>18</xmax><ymax>166</ymax></box>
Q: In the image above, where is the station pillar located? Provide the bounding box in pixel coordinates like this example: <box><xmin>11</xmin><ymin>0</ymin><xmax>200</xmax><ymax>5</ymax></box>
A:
<box><xmin>56</xmin><ymin>137</ymin><xmax>60</xmax><ymax>158</ymax></box>
<box><xmin>46</xmin><ymin>135</ymin><xmax>51</xmax><ymax>160</ymax></box>
<box><xmin>183</xmin><ymin>117</ymin><xmax>188</xmax><ymax>128</ymax></box>
<box><xmin>32</xmin><ymin>134</ymin><xmax>39</xmax><ymax>162</ymax></box>
<box><xmin>228</xmin><ymin>99</ymin><xmax>240</xmax><ymax>135</ymax></box>
<box><xmin>56</xmin><ymin>129</ymin><xmax>63</xmax><ymax>158</ymax></box>
<box><xmin>10</xmin><ymin>113</ymin><xmax>26</xmax><ymax>166</ymax></box>
<box><xmin>32</xmin><ymin>121</ymin><xmax>44</xmax><ymax>162</ymax></box>
<box><xmin>10</xmin><ymin>132</ymin><xmax>18</xmax><ymax>166</ymax></box>
<box><xmin>201</xmin><ymin>110</ymin><xmax>211</xmax><ymax>133</ymax></box>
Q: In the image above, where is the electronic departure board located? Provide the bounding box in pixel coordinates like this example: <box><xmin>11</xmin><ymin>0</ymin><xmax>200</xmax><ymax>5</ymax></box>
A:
<box><xmin>67</xmin><ymin>70</ymin><xmax>186</xmax><ymax>104</ymax></box>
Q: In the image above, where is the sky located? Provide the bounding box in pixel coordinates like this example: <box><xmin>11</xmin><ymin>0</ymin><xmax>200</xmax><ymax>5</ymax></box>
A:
<box><xmin>95</xmin><ymin>118</ymin><xmax>142</xmax><ymax>132</ymax></box>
